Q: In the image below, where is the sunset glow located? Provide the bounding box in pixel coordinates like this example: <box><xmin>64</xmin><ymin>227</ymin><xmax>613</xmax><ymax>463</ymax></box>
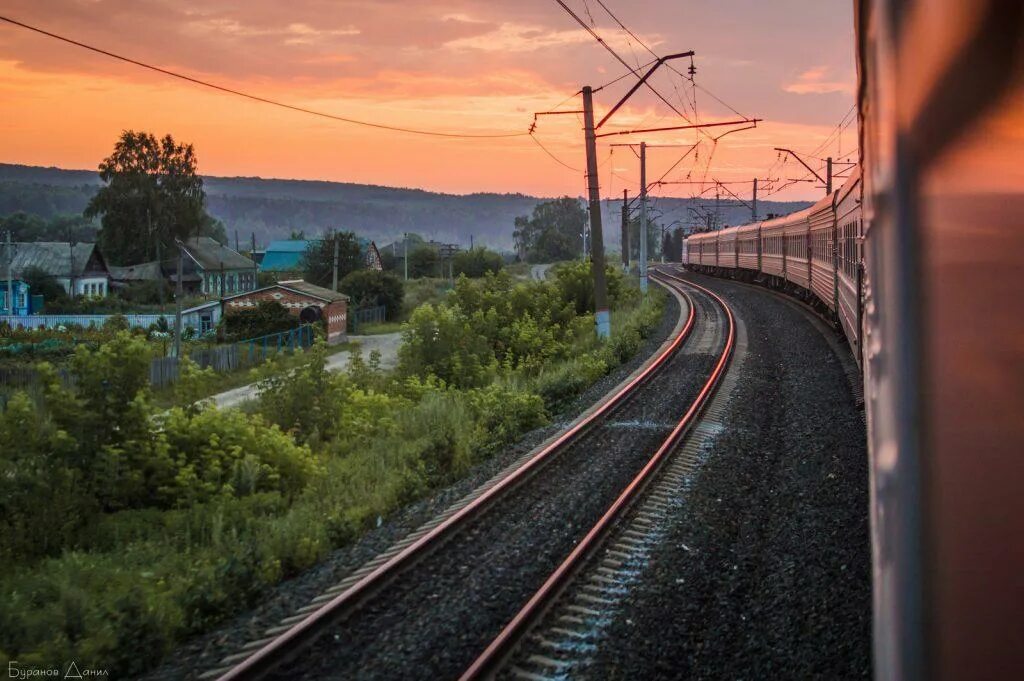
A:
<box><xmin>0</xmin><ymin>1</ymin><xmax>856</xmax><ymax>200</ymax></box>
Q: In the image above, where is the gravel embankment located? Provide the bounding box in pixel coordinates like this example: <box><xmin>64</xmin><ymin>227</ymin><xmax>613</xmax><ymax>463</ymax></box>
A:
<box><xmin>144</xmin><ymin>291</ymin><xmax>684</xmax><ymax>681</ymax></box>
<box><xmin>268</xmin><ymin>288</ymin><xmax>726</xmax><ymax>681</ymax></box>
<box><xmin>588</xmin><ymin>273</ymin><xmax>871</xmax><ymax>680</ymax></box>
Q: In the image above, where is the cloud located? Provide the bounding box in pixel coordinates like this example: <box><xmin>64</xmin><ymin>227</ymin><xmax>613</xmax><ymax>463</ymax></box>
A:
<box><xmin>783</xmin><ymin>66</ymin><xmax>854</xmax><ymax>95</ymax></box>
<box><xmin>184</xmin><ymin>17</ymin><xmax>360</xmax><ymax>45</ymax></box>
<box><xmin>444</xmin><ymin>21</ymin><xmax>662</xmax><ymax>54</ymax></box>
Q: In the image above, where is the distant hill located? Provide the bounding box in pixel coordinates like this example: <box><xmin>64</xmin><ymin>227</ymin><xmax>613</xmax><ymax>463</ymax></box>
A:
<box><xmin>0</xmin><ymin>163</ymin><xmax>813</xmax><ymax>251</ymax></box>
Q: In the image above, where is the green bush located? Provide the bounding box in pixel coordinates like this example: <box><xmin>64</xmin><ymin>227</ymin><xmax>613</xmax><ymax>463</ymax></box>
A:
<box><xmin>452</xmin><ymin>247</ymin><xmax>503</xmax><ymax>278</ymax></box>
<box><xmin>340</xmin><ymin>269</ymin><xmax>404</xmax><ymax>320</ymax></box>
<box><xmin>221</xmin><ymin>300</ymin><xmax>296</xmax><ymax>341</ymax></box>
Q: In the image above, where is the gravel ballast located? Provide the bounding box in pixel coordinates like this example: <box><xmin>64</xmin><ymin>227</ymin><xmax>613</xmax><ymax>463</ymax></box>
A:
<box><xmin>144</xmin><ymin>291</ymin><xmax>684</xmax><ymax>681</ymax></box>
<box><xmin>268</xmin><ymin>286</ymin><xmax>728</xmax><ymax>681</ymax></box>
<box><xmin>586</xmin><ymin>272</ymin><xmax>871</xmax><ymax>680</ymax></box>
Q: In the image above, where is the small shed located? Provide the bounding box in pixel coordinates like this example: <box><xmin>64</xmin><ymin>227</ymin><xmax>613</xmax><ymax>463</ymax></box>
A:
<box><xmin>221</xmin><ymin>280</ymin><xmax>349</xmax><ymax>343</ymax></box>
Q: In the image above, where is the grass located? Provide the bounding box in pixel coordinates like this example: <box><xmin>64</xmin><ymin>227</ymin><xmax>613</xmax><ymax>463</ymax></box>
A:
<box><xmin>0</xmin><ymin>277</ymin><xmax>667</xmax><ymax>677</ymax></box>
<box><xmin>150</xmin><ymin>341</ymin><xmax>354</xmax><ymax>409</ymax></box>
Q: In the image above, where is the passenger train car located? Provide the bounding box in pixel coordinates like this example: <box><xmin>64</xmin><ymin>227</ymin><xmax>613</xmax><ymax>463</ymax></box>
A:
<box><xmin>685</xmin><ymin>1</ymin><xmax>1023</xmax><ymax>678</ymax></box>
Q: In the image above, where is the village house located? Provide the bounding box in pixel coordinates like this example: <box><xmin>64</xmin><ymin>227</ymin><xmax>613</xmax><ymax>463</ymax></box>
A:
<box><xmin>179</xmin><ymin>237</ymin><xmax>258</xmax><ymax>297</ymax></box>
<box><xmin>1</xmin><ymin>241</ymin><xmax>111</xmax><ymax>298</ymax></box>
<box><xmin>222</xmin><ymin>280</ymin><xmax>349</xmax><ymax>343</ymax></box>
<box><xmin>258</xmin><ymin>238</ymin><xmax>383</xmax><ymax>280</ymax></box>
<box><xmin>0</xmin><ymin>279</ymin><xmax>31</xmax><ymax>316</ymax></box>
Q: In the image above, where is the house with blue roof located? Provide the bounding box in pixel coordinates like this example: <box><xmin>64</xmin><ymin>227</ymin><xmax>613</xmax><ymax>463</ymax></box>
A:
<box><xmin>259</xmin><ymin>240</ymin><xmax>313</xmax><ymax>277</ymax></box>
<box><xmin>259</xmin><ymin>239</ymin><xmax>383</xmax><ymax>279</ymax></box>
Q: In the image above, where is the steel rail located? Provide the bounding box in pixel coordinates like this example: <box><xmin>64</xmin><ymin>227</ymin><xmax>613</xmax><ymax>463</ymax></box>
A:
<box><xmin>460</xmin><ymin>271</ymin><xmax>736</xmax><ymax>680</ymax></box>
<box><xmin>217</xmin><ymin>279</ymin><xmax>698</xmax><ymax>680</ymax></box>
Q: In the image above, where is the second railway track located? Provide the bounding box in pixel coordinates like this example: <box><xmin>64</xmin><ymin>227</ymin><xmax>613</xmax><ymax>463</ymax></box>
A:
<box><xmin>214</xmin><ymin>272</ymin><xmax>733</xmax><ymax>681</ymax></box>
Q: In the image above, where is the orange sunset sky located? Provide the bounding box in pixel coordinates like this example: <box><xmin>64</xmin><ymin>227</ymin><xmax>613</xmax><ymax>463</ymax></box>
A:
<box><xmin>0</xmin><ymin>1</ymin><xmax>856</xmax><ymax>201</ymax></box>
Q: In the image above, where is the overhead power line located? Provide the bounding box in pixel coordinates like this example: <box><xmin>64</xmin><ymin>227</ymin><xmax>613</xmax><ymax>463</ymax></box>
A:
<box><xmin>0</xmin><ymin>14</ymin><xmax>529</xmax><ymax>139</ymax></box>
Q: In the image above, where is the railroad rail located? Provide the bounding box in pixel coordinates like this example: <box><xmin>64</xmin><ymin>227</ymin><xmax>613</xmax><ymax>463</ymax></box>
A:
<box><xmin>459</xmin><ymin>269</ymin><xmax>736</xmax><ymax>679</ymax></box>
<box><xmin>214</xmin><ymin>275</ymin><xmax>703</xmax><ymax>680</ymax></box>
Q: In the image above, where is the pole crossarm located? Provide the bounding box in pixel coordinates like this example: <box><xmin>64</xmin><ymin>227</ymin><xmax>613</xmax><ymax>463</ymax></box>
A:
<box><xmin>529</xmin><ymin>110</ymin><xmax>585</xmax><ymax>133</ymax></box>
<box><xmin>711</xmin><ymin>179</ymin><xmax>753</xmax><ymax>211</ymax></box>
<box><xmin>774</xmin><ymin>147</ymin><xmax>826</xmax><ymax>185</ymax></box>
<box><xmin>597</xmin><ymin>118</ymin><xmax>761</xmax><ymax>139</ymax></box>
<box><xmin>596</xmin><ymin>51</ymin><xmax>695</xmax><ymax>129</ymax></box>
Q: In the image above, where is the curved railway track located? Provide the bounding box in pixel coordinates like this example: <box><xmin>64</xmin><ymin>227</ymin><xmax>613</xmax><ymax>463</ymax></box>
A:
<box><xmin>461</xmin><ymin>270</ymin><xmax>737</xmax><ymax>679</ymax></box>
<box><xmin>214</xmin><ymin>272</ymin><xmax>733</xmax><ymax>681</ymax></box>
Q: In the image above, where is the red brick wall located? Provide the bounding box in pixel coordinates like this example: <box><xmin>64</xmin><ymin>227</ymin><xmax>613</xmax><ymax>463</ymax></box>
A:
<box><xmin>225</xmin><ymin>286</ymin><xmax>348</xmax><ymax>342</ymax></box>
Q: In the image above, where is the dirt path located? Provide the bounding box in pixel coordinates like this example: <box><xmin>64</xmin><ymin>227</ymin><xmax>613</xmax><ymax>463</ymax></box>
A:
<box><xmin>209</xmin><ymin>332</ymin><xmax>402</xmax><ymax>409</ymax></box>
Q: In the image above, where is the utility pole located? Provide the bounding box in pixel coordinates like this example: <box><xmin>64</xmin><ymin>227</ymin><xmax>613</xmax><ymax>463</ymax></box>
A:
<box><xmin>5</xmin><ymin>230</ymin><xmax>12</xmax><ymax>315</ymax></box>
<box><xmin>639</xmin><ymin>141</ymin><xmax>648</xmax><ymax>294</ymax></box>
<box><xmin>251</xmin><ymin>232</ymin><xmax>258</xmax><ymax>290</ymax></box>
<box><xmin>332</xmin><ymin>235</ymin><xmax>340</xmax><ymax>291</ymax></box>
<box><xmin>752</xmin><ymin>178</ymin><xmax>758</xmax><ymax>222</ymax></box>
<box><xmin>403</xmin><ymin>232</ymin><xmax>409</xmax><ymax>281</ymax></box>
<box><xmin>174</xmin><ymin>239</ymin><xmax>184</xmax><ymax>359</ymax></box>
<box><xmin>582</xmin><ymin>85</ymin><xmax>610</xmax><ymax>338</ymax></box>
<box><xmin>826</xmin><ymin>156</ymin><xmax>833</xmax><ymax>194</ymax></box>
<box><xmin>621</xmin><ymin>190</ymin><xmax>629</xmax><ymax>272</ymax></box>
<box><xmin>715</xmin><ymin>188</ymin><xmax>720</xmax><ymax>231</ymax></box>
<box><xmin>235</xmin><ymin>229</ymin><xmax>240</xmax><ymax>253</ymax></box>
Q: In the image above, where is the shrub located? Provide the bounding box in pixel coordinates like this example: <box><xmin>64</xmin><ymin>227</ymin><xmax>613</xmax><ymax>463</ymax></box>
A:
<box><xmin>452</xmin><ymin>247</ymin><xmax>503</xmax><ymax>278</ymax></box>
<box><xmin>552</xmin><ymin>260</ymin><xmax>627</xmax><ymax>315</ymax></box>
<box><xmin>340</xmin><ymin>269</ymin><xmax>404</xmax><ymax>320</ymax></box>
<box><xmin>397</xmin><ymin>303</ymin><xmax>496</xmax><ymax>388</ymax></box>
<box><xmin>221</xmin><ymin>300</ymin><xmax>296</xmax><ymax>341</ymax></box>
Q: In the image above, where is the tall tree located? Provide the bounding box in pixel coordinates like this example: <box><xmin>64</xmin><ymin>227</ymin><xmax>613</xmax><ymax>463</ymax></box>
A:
<box><xmin>300</xmin><ymin>230</ymin><xmax>363</xmax><ymax>289</ymax></box>
<box><xmin>85</xmin><ymin>131</ymin><xmax>209</xmax><ymax>265</ymax></box>
<box><xmin>512</xmin><ymin>197</ymin><xmax>587</xmax><ymax>263</ymax></box>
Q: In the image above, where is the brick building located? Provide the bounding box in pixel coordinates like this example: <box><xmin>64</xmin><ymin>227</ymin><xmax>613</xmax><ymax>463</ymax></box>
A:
<box><xmin>221</xmin><ymin>280</ymin><xmax>349</xmax><ymax>343</ymax></box>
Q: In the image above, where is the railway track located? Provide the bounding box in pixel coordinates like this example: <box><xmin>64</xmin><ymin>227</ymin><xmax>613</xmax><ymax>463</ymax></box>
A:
<box><xmin>211</xmin><ymin>272</ymin><xmax>732</xmax><ymax>681</ymax></box>
<box><xmin>461</xmin><ymin>269</ymin><xmax>738</xmax><ymax>679</ymax></box>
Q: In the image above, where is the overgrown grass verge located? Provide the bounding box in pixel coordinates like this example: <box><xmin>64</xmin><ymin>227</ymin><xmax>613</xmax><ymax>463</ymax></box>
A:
<box><xmin>0</xmin><ymin>265</ymin><xmax>665</xmax><ymax>677</ymax></box>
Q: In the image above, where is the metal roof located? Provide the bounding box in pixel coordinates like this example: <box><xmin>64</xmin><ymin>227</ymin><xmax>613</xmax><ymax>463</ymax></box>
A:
<box><xmin>108</xmin><ymin>261</ymin><xmax>164</xmax><ymax>281</ymax></box>
<box><xmin>182</xmin><ymin>237</ymin><xmax>255</xmax><ymax>272</ymax></box>
<box><xmin>260</xmin><ymin>240</ymin><xmax>313</xmax><ymax>272</ymax></box>
<box><xmin>1</xmin><ymin>241</ymin><xmax>103</xmax><ymax>278</ymax></box>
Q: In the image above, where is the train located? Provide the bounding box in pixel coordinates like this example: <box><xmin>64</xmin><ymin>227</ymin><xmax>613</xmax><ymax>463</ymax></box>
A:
<box><xmin>684</xmin><ymin>168</ymin><xmax>865</xmax><ymax>365</ymax></box>
<box><xmin>683</xmin><ymin>1</ymin><xmax>1023</xmax><ymax>679</ymax></box>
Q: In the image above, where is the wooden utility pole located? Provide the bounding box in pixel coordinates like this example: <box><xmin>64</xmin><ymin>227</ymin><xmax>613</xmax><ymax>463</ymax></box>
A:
<box><xmin>403</xmin><ymin>232</ymin><xmax>409</xmax><ymax>281</ymax></box>
<box><xmin>251</xmin><ymin>233</ymin><xmax>258</xmax><ymax>290</ymax></box>
<box><xmin>639</xmin><ymin>141</ymin><xmax>648</xmax><ymax>294</ymax></box>
<box><xmin>5</xmin><ymin>230</ymin><xmax>12</xmax><ymax>315</ymax></box>
<box><xmin>582</xmin><ymin>85</ymin><xmax>610</xmax><ymax>338</ymax></box>
<box><xmin>174</xmin><ymin>239</ymin><xmax>184</xmax><ymax>358</ymax></box>
<box><xmin>826</xmin><ymin>156</ymin><xmax>833</xmax><ymax>194</ymax></box>
<box><xmin>621</xmin><ymin>190</ymin><xmax>629</xmax><ymax>272</ymax></box>
<box><xmin>332</xmin><ymin>235</ymin><xmax>340</xmax><ymax>291</ymax></box>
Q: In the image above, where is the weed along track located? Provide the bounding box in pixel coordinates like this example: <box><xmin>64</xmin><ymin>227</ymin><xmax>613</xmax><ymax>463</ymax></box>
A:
<box><xmin>211</xmin><ymin>274</ymin><xmax>730</xmax><ymax>681</ymax></box>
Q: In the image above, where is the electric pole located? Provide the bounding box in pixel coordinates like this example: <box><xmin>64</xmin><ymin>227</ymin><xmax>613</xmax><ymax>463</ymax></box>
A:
<box><xmin>5</xmin><ymin>230</ymin><xmax>12</xmax><ymax>315</ymax></box>
<box><xmin>639</xmin><ymin>141</ymin><xmax>648</xmax><ymax>294</ymax></box>
<box><xmin>174</xmin><ymin>239</ymin><xmax>184</xmax><ymax>359</ymax></box>
<box><xmin>752</xmin><ymin>178</ymin><xmax>758</xmax><ymax>222</ymax></box>
<box><xmin>774</xmin><ymin>147</ymin><xmax>831</xmax><ymax>196</ymax></box>
<box><xmin>826</xmin><ymin>156</ymin><xmax>833</xmax><ymax>194</ymax></box>
<box><xmin>403</xmin><ymin>232</ymin><xmax>409</xmax><ymax>281</ymax></box>
<box><xmin>332</xmin><ymin>235</ymin><xmax>340</xmax><ymax>291</ymax></box>
<box><xmin>582</xmin><ymin>85</ymin><xmax>610</xmax><ymax>338</ymax></box>
<box><xmin>621</xmin><ymin>190</ymin><xmax>629</xmax><ymax>272</ymax></box>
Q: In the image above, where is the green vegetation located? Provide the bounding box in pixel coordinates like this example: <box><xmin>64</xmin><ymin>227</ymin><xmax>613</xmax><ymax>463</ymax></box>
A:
<box><xmin>513</xmin><ymin>197</ymin><xmax>588</xmax><ymax>263</ymax></box>
<box><xmin>452</xmin><ymin>247</ymin><xmax>503</xmax><ymax>278</ymax></box>
<box><xmin>299</xmin><ymin>230</ymin><xmax>363</xmax><ymax>288</ymax></box>
<box><xmin>86</xmin><ymin>131</ymin><xmax>226</xmax><ymax>265</ymax></box>
<box><xmin>0</xmin><ymin>262</ymin><xmax>665</xmax><ymax>676</ymax></box>
<box><xmin>340</xmin><ymin>270</ymin><xmax>404</xmax><ymax>320</ymax></box>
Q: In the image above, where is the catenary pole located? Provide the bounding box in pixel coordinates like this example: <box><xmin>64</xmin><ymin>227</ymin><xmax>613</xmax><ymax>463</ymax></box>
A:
<box><xmin>752</xmin><ymin>178</ymin><xmax>758</xmax><ymax>222</ymax></box>
<box><xmin>582</xmin><ymin>86</ymin><xmax>610</xmax><ymax>338</ymax></box>
<box><xmin>621</xmin><ymin>189</ymin><xmax>629</xmax><ymax>272</ymax></box>
<box><xmin>639</xmin><ymin>141</ymin><xmax>648</xmax><ymax>293</ymax></box>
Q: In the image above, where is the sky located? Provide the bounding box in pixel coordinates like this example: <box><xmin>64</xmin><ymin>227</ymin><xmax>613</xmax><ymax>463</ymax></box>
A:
<box><xmin>0</xmin><ymin>1</ymin><xmax>857</xmax><ymax>202</ymax></box>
